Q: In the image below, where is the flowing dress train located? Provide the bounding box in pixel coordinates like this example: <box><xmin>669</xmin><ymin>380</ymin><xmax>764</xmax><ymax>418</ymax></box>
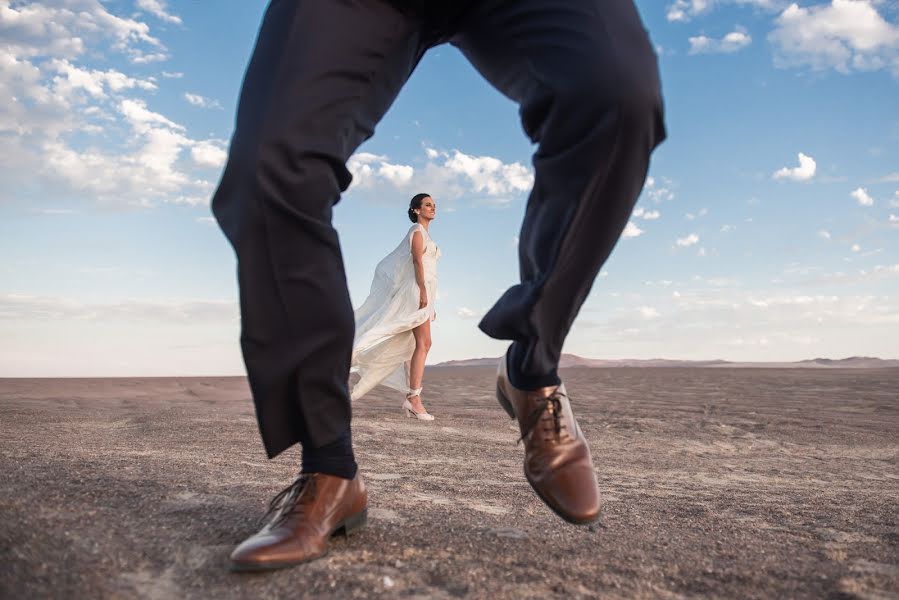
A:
<box><xmin>350</xmin><ymin>223</ymin><xmax>440</xmax><ymax>400</ymax></box>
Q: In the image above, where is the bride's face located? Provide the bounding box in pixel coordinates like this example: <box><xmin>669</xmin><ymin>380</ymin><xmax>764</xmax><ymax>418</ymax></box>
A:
<box><xmin>419</xmin><ymin>197</ymin><xmax>436</xmax><ymax>221</ymax></box>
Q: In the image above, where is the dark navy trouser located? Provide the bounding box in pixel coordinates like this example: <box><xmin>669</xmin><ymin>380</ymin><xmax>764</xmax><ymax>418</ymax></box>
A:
<box><xmin>212</xmin><ymin>0</ymin><xmax>666</xmax><ymax>458</ymax></box>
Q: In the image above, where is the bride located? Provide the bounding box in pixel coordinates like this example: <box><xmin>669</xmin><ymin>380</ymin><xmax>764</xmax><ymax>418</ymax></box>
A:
<box><xmin>350</xmin><ymin>193</ymin><xmax>440</xmax><ymax>420</ymax></box>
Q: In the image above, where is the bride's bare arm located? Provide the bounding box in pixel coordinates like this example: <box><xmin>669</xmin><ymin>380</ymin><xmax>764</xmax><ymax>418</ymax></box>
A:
<box><xmin>411</xmin><ymin>230</ymin><xmax>427</xmax><ymax>308</ymax></box>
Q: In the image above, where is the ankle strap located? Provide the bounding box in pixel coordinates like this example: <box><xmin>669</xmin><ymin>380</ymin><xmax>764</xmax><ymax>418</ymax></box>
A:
<box><xmin>406</xmin><ymin>387</ymin><xmax>422</xmax><ymax>398</ymax></box>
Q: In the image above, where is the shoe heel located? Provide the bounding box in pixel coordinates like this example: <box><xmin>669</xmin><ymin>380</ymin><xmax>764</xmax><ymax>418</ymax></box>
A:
<box><xmin>496</xmin><ymin>383</ymin><xmax>515</xmax><ymax>419</ymax></box>
<box><xmin>335</xmin><ymin>508</ymin><xmax>367</xmax><ymax>537</ymax></box>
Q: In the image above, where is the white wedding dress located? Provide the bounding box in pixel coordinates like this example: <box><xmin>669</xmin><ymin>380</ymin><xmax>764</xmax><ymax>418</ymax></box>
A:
<box><xmin>350</xmin><ymin>223</ymin><xmax>440</xmax><ymax>401</ymax></box>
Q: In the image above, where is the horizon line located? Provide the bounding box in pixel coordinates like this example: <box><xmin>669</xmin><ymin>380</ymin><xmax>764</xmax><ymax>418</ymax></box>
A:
<box><xmin>3</xmin><ymin>355</ymin><xmax>898</xmax><ymax>379</ymax></box>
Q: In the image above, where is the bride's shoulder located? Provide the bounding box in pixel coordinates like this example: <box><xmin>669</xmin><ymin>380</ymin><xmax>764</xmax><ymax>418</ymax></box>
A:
<box><xmin>405</xmin><ymin>223</ymin><xmax>423</xmax><ymax>245</ymax></box>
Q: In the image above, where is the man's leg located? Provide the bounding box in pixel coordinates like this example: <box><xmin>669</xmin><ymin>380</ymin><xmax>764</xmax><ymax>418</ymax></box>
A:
<box><xmin>455</xmin><ymin>0</ymin><xmax>665</xmax><ymax>386</ymax></box>
<box><xmin>213</xmin><ymin>0</ymin><xmax>425</xmax><ymax>460</ymax></box>
<box><xmin>211</xmin><ymin>0</ymin><xmax>427</xmax><ymax>569</ymax></box>
<box><xmin>453</xmin><ymin>0</ymin><xmax>665</xmax><ymax>523</ymax></box>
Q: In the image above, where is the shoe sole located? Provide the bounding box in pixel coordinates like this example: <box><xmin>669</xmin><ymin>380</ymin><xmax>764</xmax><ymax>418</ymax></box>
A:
<box><xmin>496</xmin><ymin>382</ymin><xmax>599</xmax><ymax>526</ymax></box>
<box><xmin>404</xmin><ymin>409</ymin><xmax>435</xmax><ymax>420</ymax></box>
<box><xmin>229</xmin><ymin>508</ymin><xmax>368</xmax><ymax>573</ymax></box>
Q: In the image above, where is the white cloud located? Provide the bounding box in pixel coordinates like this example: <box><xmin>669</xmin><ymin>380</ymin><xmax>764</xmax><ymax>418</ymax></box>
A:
<box><xmin>576</xmin><ymin>281</ymin><xmax>899</xmax><ymax>362</ymax></box>
<box><xmin>633</xmin><ymin>207</ymin><xmax>661</xmax><ymax>220</ymax></box>
<box><xmin>0</xmin><ymin>49</ymin><xmax>60</xmax><ymax>137</ymax></box>
<box><xmin>706</xmin><ymin>277</ymin><xmax>737</xmax><ymax>287</ymax></box>
<box><xmin>136</xmin><ymin>0</ymin><xmax>182</xmax><ymax>25</ymax></box>
<box><xmin>643</xmin><ymin>175</ymin><xmax>675</xmax><ymax>203</ymax></box>
<box><xmin>128</xmin><ymin>51</ymin><xmax>168</xmax><ymax>64</ymax></box>
<box><xmin>850</xmin><ymin>187</ymin><xmax>874</xmax><ymax>206</ymax></box>
<box><xmin>668</xmin><ymin>0</ymin><xmax>713</xmax><ymax>21</ymax></box>
<box><xmin>183</xmin><ymin>92</ymin><xmax>210</xmax><ymax>106</ymax></box>
<box><xmin>442</xmin><ymin>150</ymin><xmax>533</xmax><ymax>196</ymax></box>
<box><xmin>869</xmin><ymin>264</ymin><xmax>899</xmax><ymax>278</ymax></box>
<box><xmin>0</xmin><ymin>292</ymin><xmax>248</xmax><ymax>376</ymax></box>
<box><xmin>0</xmin><ymin>52</ymin><xmax>146</xmax><ymax>145</ymax></box>
<box><xmin>0</xmin><ymin>2</ymin><xmax>225</xmax><ymax>209</ymax></box>
<box><xmin>349</xmin><ymin>152</ymin><xmax>386</xmax><ymax>165</ymax></box>
<box><xmin>818</xmin><ymin>229</ymin><xmax>831</xmax><ymax>240</ymax></box>
<box><xmin>666</xmin><ymin>0</ymin><xmax>783</xmax><ymax>22</ymax></box>
<box><xmin>378</xmin><ymin>162</ymin><xmax>414</xmax><ymax>186</ymax></box>
<box><xmin>677</xmin><ymin>233</ymin><xmax>700</xmax><ymax>247</ymax></box>
<box><xmin>851</xmin><ymin>243</ymin><xmax>861</xmax><ymax>252</ymax></box>
<box><xmin>456</xmin><ymin>307</ymin><xmax>479</xmax><ymax>319</ymax></box>
<box><xmin>0</xmin><ymin>293</ymin><xmax>236</xmax><ymax>322</ymax></box>
<box><xmin>798</xmin><ymin>264</ymin><xmax>899</xmax><ymax>285</ymax></box>
<box><xmin>0</xmin><ymin>8</ymin><xmax>84</xmax><ymax>58</ymax></box>
<box><xmin>622</xmin><ymin>221</ymin><xmax>644</xmax><ymax>238</ymax></box>
<box><xmin>0</xmin><ymin>0</ymin><xmax>166</xmax><ymax>62</ymax></box>
<box><xmin>119</xmin><ymin>96</ymin><xmax>181</xmax><ymax>130</ymax></box>
<box><xmin>689</xmin><ymin>28</ymin><xmax>752</xmax><ymax>54</ymax></box>
<box><xmin>770</xmin><ymin>1</ymin><xmax>899</xmax><ymax>75</ymax></box>
<box><xmin>348</xmin><ymin>148</ymin><xmax>533</xmax><ymax>203</ymax></box>
<box><xmin>347</xmin><ymin>153</ymin><xmax>415</xmax><ymax>190</ymax></box>
<box><xmin>161</xmin><ymin>71</ymin><xmax>183</xmax><ymax>79</ymax></box>
<box><xmin>184</xmin><ymin>92</ymin><xmax>222</xmax><ymax>109</ymax></box>
<box><xmin>721</xmin><ymin>224</ymin><xmax>735</xmax><ymax>233</ymax></box>
<box><xmin>773</xmin><ymin>152</ymin><xmax>816</xmax><ymax>181</ymax></box>
<box><xmin>37</xmin><ymin>208</ymin><xmax>77</xmax><ymax>215</ymax></box>
<box><xmin>346</xmin><ymin>155</ymin><xmax>379</xmax><ymax>188</ymax></box>
<box><xmin>34</xmin><ymin>98</ymin><xmax>221</xmax><ymax>205</ymax></box>
<box><xmin>639</xmin><ymin>306</ymin><xmax>660</xmax><ymax>319</ymax></box>
<box><xmin>166</xmin><ymin>188</ymin><xmax>213</xmax><ymax>207</ymax></box>
<box><xmin>50</xmin><ymin>59</ymin><xmax>157</xmax><ymax>99</ymax></box>
<box><xmin>190</xmin><ymin>141</ymin><xmax>227</xmax><ymax>168</ymax></box>
<box><xmin>889</xmin><ymin>214</ymin><xmax>899</xmax><ymax>223</ymax></box>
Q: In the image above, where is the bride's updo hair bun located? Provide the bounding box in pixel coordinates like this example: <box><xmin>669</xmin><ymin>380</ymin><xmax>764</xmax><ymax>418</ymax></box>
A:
<box><xmin>408</xmin><ymin>193</ymin><xmax>431</xmax><ymax>223</ymax></box>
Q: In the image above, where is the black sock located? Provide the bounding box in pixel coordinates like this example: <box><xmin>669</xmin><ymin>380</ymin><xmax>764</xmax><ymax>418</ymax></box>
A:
<box><xmin>301</xmin><ymin>428</ymin><xmax>358</xmax><ymax>480</ymax></box>
<box><xmin>507</xmin><ymin>341</ymin><xmax>562</xmax><ymax>390</ymax></box>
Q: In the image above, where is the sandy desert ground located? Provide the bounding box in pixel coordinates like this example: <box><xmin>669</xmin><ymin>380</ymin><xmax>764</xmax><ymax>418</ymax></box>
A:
<box><xmin>1</xmin><ymin>367</ymin><xmax>898</xmax><ymax>599</ymax></box>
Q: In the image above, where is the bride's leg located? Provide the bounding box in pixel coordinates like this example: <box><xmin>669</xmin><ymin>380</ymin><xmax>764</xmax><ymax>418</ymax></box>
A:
<box><xmin>409</xmin><ymin>319</ymin><xmax>432</xmax><ymax>412</ymax></box>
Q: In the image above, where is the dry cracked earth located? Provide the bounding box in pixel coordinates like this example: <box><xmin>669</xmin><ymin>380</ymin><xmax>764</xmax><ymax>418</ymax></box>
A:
<box><xmin>1</xmin><ymin>367</ymin><xmax>898</xmax><ymax>599</ymax></box>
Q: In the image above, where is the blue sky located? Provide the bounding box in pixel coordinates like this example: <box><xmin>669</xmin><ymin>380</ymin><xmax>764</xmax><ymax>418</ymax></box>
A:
<box><xmin>1</xmin><ymin>0</ymin><xmax>898</xmax><ymax>376</ymax></box>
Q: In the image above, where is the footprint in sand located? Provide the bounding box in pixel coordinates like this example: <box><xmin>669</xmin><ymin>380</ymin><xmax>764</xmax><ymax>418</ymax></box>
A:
<box><xmin>486</xmin><ymin>527</ymin><xmax>528</xmax><ymax>539</ymax></box>
<box><xmin>369</xmin><ymin>508</ymin><xmax>406</xmax><ymax>523</ymax></box>
<box><xmin>366</xmin><ymin>473</ymin><xmax>404</xmax><ymax>481</ymax></box>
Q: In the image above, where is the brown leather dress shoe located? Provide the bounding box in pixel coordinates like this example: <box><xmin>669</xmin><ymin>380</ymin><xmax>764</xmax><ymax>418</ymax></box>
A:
<box><xmin>230</xmin><ymin>472</ymin><xmax>367</xmax><ymax>571</ymax></box>
<box><xmin>496</xmin><ymin>352</ymin><xmax>601</xmax><ymax>524</ymax></box>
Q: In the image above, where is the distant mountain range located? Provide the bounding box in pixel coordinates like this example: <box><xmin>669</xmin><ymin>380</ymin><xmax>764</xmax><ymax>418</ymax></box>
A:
<box><xmin>433</xmin><ymin>354</ymin><xmax>899</xmax><ymax>369</ymax></box>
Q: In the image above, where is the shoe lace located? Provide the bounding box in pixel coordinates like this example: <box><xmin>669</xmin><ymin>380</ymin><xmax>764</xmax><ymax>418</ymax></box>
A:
<box><xmin>518</xmin><ymin>388</ymin><xmax>568</xmax><ymax>444</ymax></box>
<box><xmin>259</xmin><ymin>474</ymin><xmax>316</xmax><ymax>528</ymax></box>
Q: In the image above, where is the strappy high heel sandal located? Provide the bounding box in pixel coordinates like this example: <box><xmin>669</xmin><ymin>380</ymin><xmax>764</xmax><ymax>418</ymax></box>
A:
<box><xmin>402</xmin><ymin>387</ymin><xmax>435</xmax><ymax>421</ymax></box>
